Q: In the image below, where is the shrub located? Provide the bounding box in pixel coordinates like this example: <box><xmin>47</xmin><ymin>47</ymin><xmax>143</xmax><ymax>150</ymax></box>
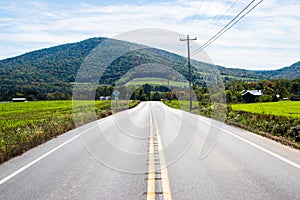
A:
<box><xmin>258</xmin><ymin>94</ymin><xmax>273</xmax><ymax>102</ymax></box>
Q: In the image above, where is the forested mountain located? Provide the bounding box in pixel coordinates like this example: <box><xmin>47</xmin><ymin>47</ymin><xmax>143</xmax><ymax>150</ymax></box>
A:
<box><xmin>254</xmin><ymin>61</ymin><xmax>300</xmax><ymax>80</ymax></box>
<box><xmin>0</xmin><ymin>37</ymin><xmax>105</xmax><ymax>100</ymax></box>
<box><xmin>0</xmin><ymin>37</ymin><xmax>299</xmax><ymax>100</ymax></box>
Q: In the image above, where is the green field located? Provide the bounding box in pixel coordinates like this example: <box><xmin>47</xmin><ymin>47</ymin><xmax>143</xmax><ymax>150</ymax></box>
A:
<box><xmin>231</xmin><ymin>101</ymin><xmax>300</xmax><ymax>118</ymax></box>
<box><xmin>0</xmin><ymin>100</ymin><xmax>139</xmax><ymax>163</ymax></box>
<box><xmin>0</xmin><ymin>100</ymin><xmax>110</xmax><ymax>130</ymax></box>
<box><xmin>222</xmin><ymin>75</ymin><xmax>259</xmax><ymax>82</ymax></box>
<box><xmin>125</xmin><ymin>78</ymin><xmax>188</xmax><ymax>87</ymax></box>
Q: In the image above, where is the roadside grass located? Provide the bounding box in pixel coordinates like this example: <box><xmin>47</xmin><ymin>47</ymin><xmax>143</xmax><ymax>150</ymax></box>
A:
<box><xmin>0</xmin><ymin>100</ymin><xmax>140</xmax><ymax>163</ymax></box>
<box><xmin>231</xmin><ymin>101</ymin><xmax>300</xmax><ymax>118</ymax></box>
<box><xmin>163</xmin><ymin>100</ymin><xmax>300</xmax><ymax>149</ymax></box>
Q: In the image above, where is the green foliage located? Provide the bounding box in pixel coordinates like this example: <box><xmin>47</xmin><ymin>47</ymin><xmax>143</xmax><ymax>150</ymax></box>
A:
<box><xmin>225</xmin><ymin>79</ymin><xmax>300</xmax><ymax>103</ymax></box>
<box><xmin>226</xmin><ymin>109</ymin><xmax>300</xmax><ymax>148</ymax></box>
<box><xmin>164</xmin><ymin>100</ymin><xmax>300</xmax><ymax>148</ymax></box>
<box><xmin>258</xmin><ymin>94</ymin><xmax>273</xmax><ymax>102</ymax></box>
<box><xmin>0</xmin><ymin>38</ymin><xmax>105</xmax><ymax>101</ymax></box>
<box><xmin>143</xmin><ymin>84</ymin><xmax>152</xmax><ymax>100</ymax></box>
<box><xmin>0</xmin><ymin>36</ymin><xmax>299</xmax><ymax>101</ymax></box>
<box><xmin>152</xmin><ymin>92</ymin><xmax>161</xmax><ymax>101</ymax></box>
<box><xmin>125</xmin><ymin>78</ymin><xmax>187</xmax><ymax>87</ymax></box>
<box><xmin>231</xmin><ymin>101</ymin><xmax>300</xmax><ymax>118</ymax></box>
<box><xmin>255</xmin><ymin>61</ymin><xmax>300</xmax><ymax>80</ymax></box>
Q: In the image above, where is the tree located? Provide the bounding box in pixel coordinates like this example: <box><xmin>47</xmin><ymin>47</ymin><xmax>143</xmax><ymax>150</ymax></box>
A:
<box><xmin>225</xmin><ymin>90</ymin><xmax>233</xmax><ymax>103</ymax></box>
<box><xmin>152</xmin><ymin>92</ymin><xmax>160</xmax><ymax>101</ymax></box>
<box><xmin>258</xmin><ymin>94</ymin><xmax>272</xmax><ymax>102</ymax></box>
<box><xmin>143</xmin><ymin>84</ymin><xmax>152</xmax><ymax>100</ymax></box>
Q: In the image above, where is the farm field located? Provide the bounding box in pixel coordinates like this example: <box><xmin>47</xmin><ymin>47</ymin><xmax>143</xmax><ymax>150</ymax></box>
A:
<box><xmin>221</xmin><ymin>75</ymin><xmax>259</xmax><ymax>82</ymax></box>
<box><xmin>125</xmin><ymin>77</ymin><xmax>188</xmax><ymax>87</ymax></box>
<box><xmin>0</xmin><ymin>100</ymin><xmax>139</xmax><ymax>163</ymax></box>
<box><xmin>231</xmin><ymin>101</ymin><xmax>300</xmax><ymax>118</ymax></box>
<box><xmin>1</xmin><ymin>100</ymin><xmax>110</xmax><ymax>130</ymax></box>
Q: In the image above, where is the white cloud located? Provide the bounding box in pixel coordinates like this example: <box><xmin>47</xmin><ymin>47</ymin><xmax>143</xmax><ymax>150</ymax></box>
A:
<box><xmin>0</xmin><ymin>0</ymin><xmax>299</xmax><ymax>70</ymax></box>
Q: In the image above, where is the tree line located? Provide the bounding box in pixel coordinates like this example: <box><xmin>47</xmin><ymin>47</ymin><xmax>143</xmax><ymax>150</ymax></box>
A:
<box><xmin>1</xmin><ymin>78</ymin><xmax>299</xmax><ymax>103</ymax></box>
<box><xmin>224</xmin><ymin>79</ymin><xmax>300</xmax><ymax>103</ymax></box>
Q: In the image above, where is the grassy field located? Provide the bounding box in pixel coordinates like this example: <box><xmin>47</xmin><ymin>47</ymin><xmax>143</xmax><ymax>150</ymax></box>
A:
<box><xmin>221</xmin><ymin>75</ymin><xmax>259</xmax><ymax>82</ymax></box>
<box><xmin>0</xmin><ymin>100</ymin><xmax>139</xmax><ymax>163</ymax></box>
<box><xmin>231</xmin><ymin>101</ymin><xmax>300</xmax><ymax>118</ymax></box>
<box><xmin>125</xmin><ymin>78</ymin><xmax>188</xmax><ymax>87</ymax></box>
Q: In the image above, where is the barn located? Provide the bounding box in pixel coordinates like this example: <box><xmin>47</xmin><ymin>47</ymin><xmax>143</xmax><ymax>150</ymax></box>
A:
<box><xmin>241</xmin><ymin>90</ymin><xmax>263</xmax><ymax>103</ymax></box>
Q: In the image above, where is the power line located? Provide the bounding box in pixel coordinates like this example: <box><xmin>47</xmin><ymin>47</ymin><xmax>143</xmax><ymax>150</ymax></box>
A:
<box><xmin>192</xmin><ymin>0</ymin><xmax>263</xmax><ymax>55</ymax></box>
<box><xmin>184</xmin><ymin>0</ymin><xmax>213</xmax><ymax>34</ymax></box>
<box><xmin>200</xmin><ymin>0</ymin><xmax>263</xmax><ymax>51</ymax></box>
<box><xmin>197</xmin><ymin>0</ymin><xmax>239</xmax><ymax>39</ymax></box>
<box><xmin>193</xmin><ymin>0</ymin><xmax>258</xmax><ymax>53</ymax></box>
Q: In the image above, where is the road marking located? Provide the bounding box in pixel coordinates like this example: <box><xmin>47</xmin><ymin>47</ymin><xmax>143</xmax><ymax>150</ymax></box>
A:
<box><xmin>152</xmin><ymin>103</ymin><xmax>172</xmax><ymax>200</ymax></box>
<box><xmin>0</xmin><ymin>118</ymin><xmax>110</xmax><ymax>185</ymax></box>
<box><xmin>146</xmin><ymin>105</ymin><xmax>155</xmax><ymax>200</ymax></box>
<box><xmin>200</xmin><ymin>117</ymin><xmax>300</xmax><ymax>169</ymax></box>
<box><xmin>223</xmin><ymin>129</ymin><xmax>300</xmax><ymax>169</ymax></box>
<box><xmin>156</xmin><ymin>133</ymin><xmax>172</xmax><ymax>200</ymax></box>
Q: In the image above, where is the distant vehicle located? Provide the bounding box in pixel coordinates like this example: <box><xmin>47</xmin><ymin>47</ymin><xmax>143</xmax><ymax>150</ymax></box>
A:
<box><xmin>11</xmin><ymin>98</ymin><xmax>28</xmax><ymax>102</ymax></box>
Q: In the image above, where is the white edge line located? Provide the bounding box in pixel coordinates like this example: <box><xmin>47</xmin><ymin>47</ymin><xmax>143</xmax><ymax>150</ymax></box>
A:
<box><xmin>0</xmin><ymin>120</ymin><xmax>105</xmax><ymax>185</ymax></box>
<box><xmin>200</xmin><ymin>118</ymin><xmax>300</xmax><ymax>169</ymax></box>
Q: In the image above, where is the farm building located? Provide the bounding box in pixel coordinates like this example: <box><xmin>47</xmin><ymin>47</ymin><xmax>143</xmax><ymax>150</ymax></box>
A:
<box><xmin>11</xmin><ymin>98</ymin><xmax>28</xmax><ymax>102</ymax></box>
<box><xmin>241</xmin><ymin>90</ymin><xmax>263</xmax><ymax>103</ymax></box>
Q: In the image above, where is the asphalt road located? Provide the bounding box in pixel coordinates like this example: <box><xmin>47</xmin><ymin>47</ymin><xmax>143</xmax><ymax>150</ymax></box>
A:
<box><xmin>0</xmin><ymin>102</ymin><xmax>299</xmax><ymax>199</ymax></box>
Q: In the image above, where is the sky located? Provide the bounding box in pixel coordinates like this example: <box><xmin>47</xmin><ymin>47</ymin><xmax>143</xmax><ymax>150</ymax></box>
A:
<box><xmin>0</xmin><ymin>0</ymin><xmax>299</xmax><ymax>70</ymax></box>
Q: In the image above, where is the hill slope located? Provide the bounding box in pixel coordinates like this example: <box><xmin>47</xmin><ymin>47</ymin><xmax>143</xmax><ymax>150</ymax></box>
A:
<box><xmin>0</xmin><ymin>37</ymin><xmax>298</xmax><ymax>100</ymax></box>
<box><xmin>0</xmin><ymin>38</ymin><xmax>105</xmax><ymax>100</ymax></box>
<box><xmin>255</xmin><ymin>61</ymin><xmax>300</xmax><ymax>79</ymax></box>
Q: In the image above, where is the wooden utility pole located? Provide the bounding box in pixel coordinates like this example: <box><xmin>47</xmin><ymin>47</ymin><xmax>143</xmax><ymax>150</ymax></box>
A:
<box><xmin>180</xmin><ymin>35</ymin><xmax>197</xmax><ymax>110</ymax></box>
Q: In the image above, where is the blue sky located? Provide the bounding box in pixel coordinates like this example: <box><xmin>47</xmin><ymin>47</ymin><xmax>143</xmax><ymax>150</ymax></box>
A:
<box><xmin>0</xmin><ymin>0</ymin><xmax>299</xmax><ymax>70</ymax></box>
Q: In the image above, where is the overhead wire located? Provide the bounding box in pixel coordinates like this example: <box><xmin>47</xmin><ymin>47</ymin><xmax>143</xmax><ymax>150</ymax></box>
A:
<box><xmin>184</xmin><ymin>0</ymin><xmax>212</xmax><ymax>34</ymax></box>
<box><xmin>191</xmin><ymin>0</ymin><xmax>264</xmax><ymax>55</ymax></box>
<box><xmin>197</xmin><ymin>0</ymin><xmax>239</xmax><ymax>39</ymax></box>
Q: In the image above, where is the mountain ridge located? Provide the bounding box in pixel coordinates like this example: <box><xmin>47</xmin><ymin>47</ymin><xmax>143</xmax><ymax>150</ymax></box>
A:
<box><xmin>0</xmin><ymin>37</ymin><xmax>299</xmax><ymax>100</ymax></box>
<box><xmin>254</xmin><ymin>61</ymin><xmax>300</xmax><ymax>80</ymax></box>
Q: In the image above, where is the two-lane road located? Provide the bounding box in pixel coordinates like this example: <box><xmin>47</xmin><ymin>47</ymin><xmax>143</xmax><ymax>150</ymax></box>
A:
<box><xmin>0</xmin><ymin>102</ymin><xmax>299</xmax><ymax>199</ymax></box>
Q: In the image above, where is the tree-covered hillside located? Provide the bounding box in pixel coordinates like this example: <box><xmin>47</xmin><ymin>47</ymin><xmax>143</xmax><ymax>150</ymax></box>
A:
<box><xmin>255</xmin><ymin>61</ymin><xmax>300</xmax><ymax>80</ymax></box>
<box><xmin>0</xmin><ymin>37</ymin><xmax>105</xmax><ymax>100</ymax></box>
<box><xmin>0</xmin><ymin>37</ymin><xmax>299</xmax><ymax>101</ymax></box>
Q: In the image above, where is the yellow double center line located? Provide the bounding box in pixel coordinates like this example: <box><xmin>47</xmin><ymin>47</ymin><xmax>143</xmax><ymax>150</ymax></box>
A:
<box><xmin>147</xmin><ymin>103</ymin><xmax>172</xmax><ymax>200</ymax></box>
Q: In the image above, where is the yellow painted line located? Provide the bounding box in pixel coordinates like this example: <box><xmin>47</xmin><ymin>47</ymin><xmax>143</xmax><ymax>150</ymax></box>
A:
<box><xmin>146</xmin><ymin>105</ymin><xmax>155</xmax><ymax>200</ymax></box>
<box><xmin>153</xmin><ymin>105</ymin><xmax>172</xmax><ymax>200</ymax></box>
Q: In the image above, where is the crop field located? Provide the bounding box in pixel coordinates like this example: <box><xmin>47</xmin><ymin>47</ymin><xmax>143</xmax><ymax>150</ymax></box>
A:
<box><xmin>231</xmin><ymin>101</ymin><xmax>300</xmax><ymax>118</ymax></box>
<box><xmin>0</xmin><ymin>100</ymin><xmax>110</xmax><ymax>130</ymax></box>
<box><xmin>125</xmin><ymin>78</ymin><xmax>188</xmax><ymax>87</ymax></box>
<box><xmin>221</xmin><ymin>75</ymin><xmax>259</xmax><ymax>82</ymax></box>
<box><xmin>0</xmin><ymin>100</ymin><xmax>139</xmax><ymax>163</ymax></box>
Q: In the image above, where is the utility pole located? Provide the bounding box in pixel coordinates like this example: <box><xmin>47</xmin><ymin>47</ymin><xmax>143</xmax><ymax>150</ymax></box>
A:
<box><xmin>180</xmin><ymin>35</ymin><xmax>197</xmax><ymax>111</ymax></box>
